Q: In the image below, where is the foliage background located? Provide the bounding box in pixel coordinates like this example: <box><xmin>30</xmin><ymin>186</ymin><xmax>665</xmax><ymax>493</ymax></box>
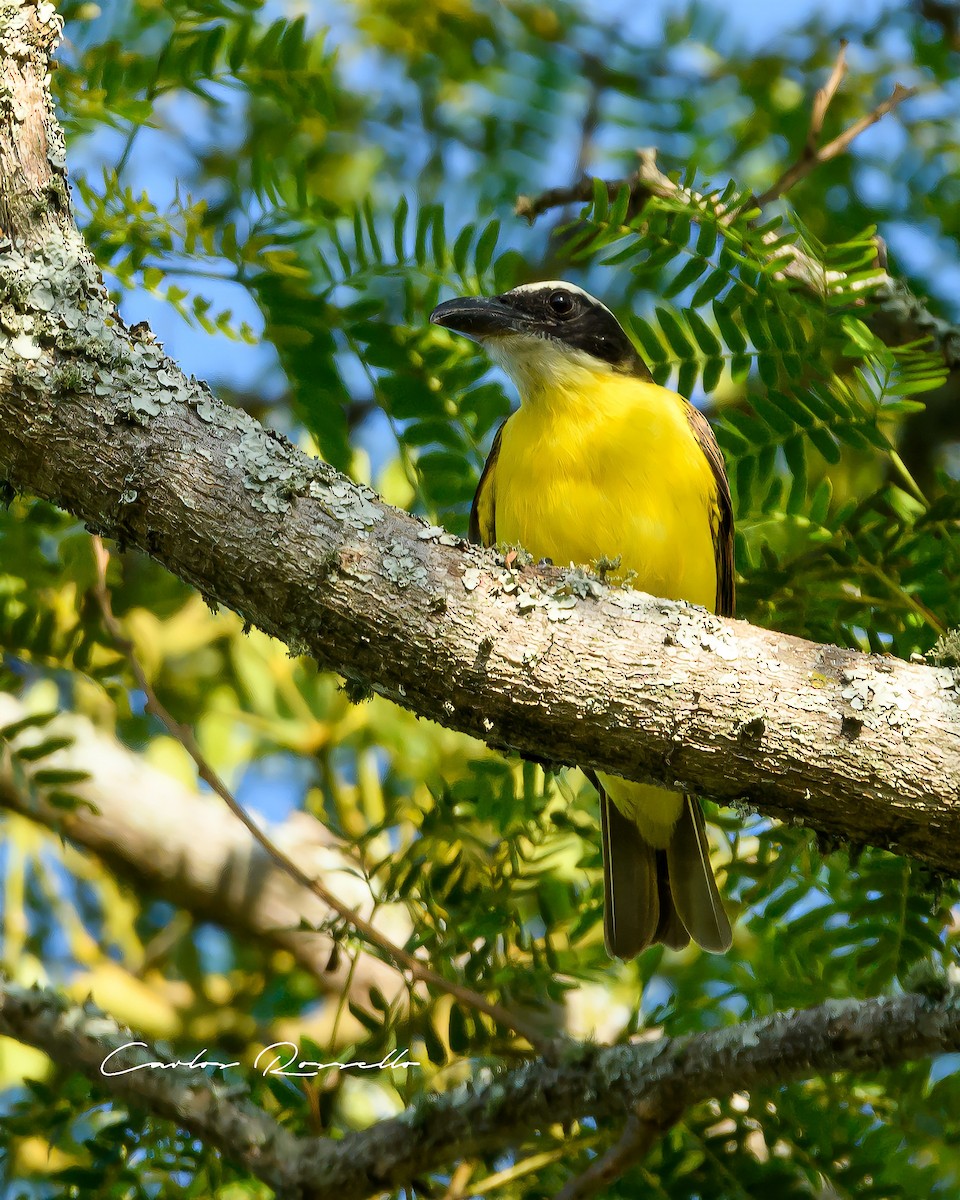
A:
<box><xmin>2</xmin><ymin>0</ymin><xmax>960</xmax><ymax>1195</ymax></box>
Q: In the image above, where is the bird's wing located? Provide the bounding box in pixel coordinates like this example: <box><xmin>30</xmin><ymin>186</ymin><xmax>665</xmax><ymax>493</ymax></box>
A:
<box><xmin>469</xmin><ymin>420</ymin><xmax>506</xmax><ymax>547</ymax></box>
<box><xmin>686</xmin><ymin>405</ymin><xmax>735</xmax><ymax>618</ymax></box>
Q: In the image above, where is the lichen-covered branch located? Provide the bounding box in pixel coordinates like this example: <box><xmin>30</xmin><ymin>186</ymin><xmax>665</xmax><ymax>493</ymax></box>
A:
<box><xmin>0</xmin><ymin>694</ymin><xmax>410</xmax><ymax>1009</ymax></box>
<box><xmin>299</xmin><ymin>980</ymin><xmax>960</xmax><ymax>1198</ymax></box>
<box><xmin>0</xmin><ymin>976</ymin><xmax>310</xmax><ymax>1196</ymax></box>
<box><xmin>0</xmin><ymin>4</ymin><xmax>959</xmax><ymax>880</ymax></box>
<box><xmin>3</xmin><ymin>973</ymin><xmax>958</xmax><ymax>1200</ymax></box>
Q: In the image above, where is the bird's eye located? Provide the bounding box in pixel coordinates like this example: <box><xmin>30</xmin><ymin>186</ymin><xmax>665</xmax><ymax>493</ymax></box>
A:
<box><xmin>548</xmin><ymin>289</ymin><xmax>577</xmax><ymax>319</ymax></box>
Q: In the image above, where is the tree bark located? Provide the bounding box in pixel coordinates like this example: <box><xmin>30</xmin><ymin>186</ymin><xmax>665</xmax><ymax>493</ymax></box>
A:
<box><xmin>0</xmin><ymin>5</ymin><xmax>958</xmax><ymax>880</ymax></box>
<box><xmin>1</xmin><ymin>973</ymin><xmax>958</xmax><ymax>1200</ymax></box>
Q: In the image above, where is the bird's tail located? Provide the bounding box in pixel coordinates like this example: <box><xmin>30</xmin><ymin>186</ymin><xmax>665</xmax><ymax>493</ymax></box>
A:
<box><xmin>599</xmin><ymin>785</ymin><xmax>731</xmax><ymax>959</ymax></box>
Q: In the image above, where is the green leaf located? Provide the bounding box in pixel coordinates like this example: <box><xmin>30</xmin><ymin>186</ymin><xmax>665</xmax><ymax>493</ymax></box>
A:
<box><xmin>757</xmin><ymin>351</ymin><xmax>780</xmax><ymax>389</ymax></box>
<box><xmin>13</xmin><ymin>737</ymin><xmax>73</xmax><ymax>762</ymax></box>
<box><xmin>655</xmin><ymin>306</ymin><xmax>693</xmax><ymax>359</ymax></box>
<box><xmin>808</xmin><ymin>425</ymin><xmax>842</xmax><ymax>464</ymax></box>
<box><xmin>31</xmin><ymin>768</ymin><xmax>90</xmax><ymax>786</ymax></box>
<box><xmin>362</xmin><ymin>197</ymin><xmax>382</xmax><ymax>262</ymax></box>
<box><xmin>448</xmin><ymin>1004</ymin><xmax>471</xmax><ymax>1053</ymax></box>
<box><xmin>702</xmin><ymin>356</ymin><xmax>723</xmax><ymax>394</ymax></box>
<box><xmin>741</xmin><ymin>303</ymin><xmax>771</xmax><ymax>349</ymax></box>
<box><xmin>784</xmin><ymin>436</ymin><xmax>807</xmax><ymax>515</ymax></box>
<box><xmin>695</xmin><ymin>221</ymin><xmax>718</xmax><ymax>260</ymax></box>
<box><xmin>631</xmin><ymin>317</ymin><xmax>667</xmax><ymax>364</ymax></box>
<box><xmin>474</xmin><ymin>219</ymin><xmax>500</xmax><ymax>280</ymax></box>
<box><xmin>677</xmin><ymin>359</ymin><xmax>698</xmax><ymax>398</ymax></box>
<box><xmin>393</xmin><ymin>195</ymin><xmax>409</xmax><ymax>261</ymax></box>
<box><xmin>608</xmin><ymin>182</ymin><xmax>631</xmax><ymax>228</ymax></box>
<box><xmin>663</xmin><ymin>256</ymin><xmax>708</xmax><ymax>299</ymax></box>
<box><xmin>713</xmin><ymin>300</ymin><xmax>747</xmax><ymax>353</ymax></box>
<box><xmin>685</xmin><ymin>308</ymin><xmax>722</xmax><ymax>358</ymax></box>
<box><xmin>691</xmin><ymin>270</ymin><xmax>728</xmax><ymax>307</ymax></box>
<box><xmin>0</xmin><ymin>712</ymin><xmax>58</xmax><ymax>740</ymax></box>
<box><xmin>422</xmin><ymin>1017</ymin><xmax>446</xmax><ymax>1066</ymax></box>
<box><xmin>752</xmin><ymin>394</ymin><xmax>796</xmax><ymax>438</ymax></box>
<box><xmin>431</xmin><ymin>206</ymin><xmax>446</xmax><ymax>269</ymax></box>
<box><xmin>809</xmin><ymin>477</ymin><xmax>832</xmax><ymax>524</ymax></box>
<box><xmin>415</xmin><ymin>203</ymin><xmax>432</xmax><ymax>267</ymax></box>
<box><xmin>452</xmin><ymin>223</ymin><xmax>473</xmax><ymax>278</ymax></box>
<box><xmin>591</xmin><ymin>175</ymin><xmax>609</xmax><ymax>222</ymax></box>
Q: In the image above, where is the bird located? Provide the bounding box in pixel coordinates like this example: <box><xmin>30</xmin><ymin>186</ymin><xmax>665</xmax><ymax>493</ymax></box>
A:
<box><xmin>430</xmin><ymin>280</ymin><xmax>733</xmax><ymax>958</ymax></box>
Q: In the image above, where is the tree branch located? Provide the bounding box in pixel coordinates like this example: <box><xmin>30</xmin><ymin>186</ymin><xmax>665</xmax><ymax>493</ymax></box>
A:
<box><xmin>0</xmin><ymin>976</ymin><xmax>311</xmax><ymax>1196</ymax></box>
<box><xmin>0</xmin><ymin>6</ymin><xmax>958</xmax><ymax>886</ymax></box>
<box><xmin>756</xmin><ymin>44</ymin><xmax>916</xmax><ymax>206</ymax></box>
<box><xmin>554</xmin><ymin>1107</ymin><xmax>681</xmax><ymax>1200</ymax></box>
<box><xmin>519</xmin><ymin>144</ymin><xmax>890</xmax><ymax>306</ymax></box>
<box><xmin>758</xmin><ymin>82</ymin><xmax>916</xmax><ymax>206</ymax></box>
<box><xmin>0</xmin><ymin>692</ymin><xmax>409</xmax><ymax>1010</ymax></box>
<box><xmin>3</xmin><ymin>973</ymin><xmax>958</xmax><ymax>1199</ymax></box>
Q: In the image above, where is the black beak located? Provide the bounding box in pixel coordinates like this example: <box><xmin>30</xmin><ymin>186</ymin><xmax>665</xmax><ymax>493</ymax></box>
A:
<box><xmin>430</xmin><ymin>295</ymin><xmax>531</xmax><ymax>342</ymax></box>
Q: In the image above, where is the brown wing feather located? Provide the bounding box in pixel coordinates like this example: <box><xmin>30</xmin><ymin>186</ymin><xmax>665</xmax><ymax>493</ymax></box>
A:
<box><xmin>685</xmin><ymin>405</ymin><xmax>735</xmax><ymax>618</ymax></box>
<box><xmin>469</xmin><ymin>420</ymin><xmax>506</xmax><ymax>547</ymax></box>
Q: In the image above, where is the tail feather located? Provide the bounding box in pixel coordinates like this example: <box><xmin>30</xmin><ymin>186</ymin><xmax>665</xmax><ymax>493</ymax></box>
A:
<box><xmin>600</xmin><ymin>790</ymin><xmax>659</xmax><ymax>958</ymax></box>
<box><xmin>652</xmin><ymin>848</ymin><xmax>691</xmax><ymax>950</ymax></box>
<box><xmin>666</xmin><ymin>796</ymin><xmax>732</xmax><ymax>952</ymax></box>
<box><xmin>598</xmin><ymin>784</ymin><xmax>731</xmax><ymax>958</ymax></box>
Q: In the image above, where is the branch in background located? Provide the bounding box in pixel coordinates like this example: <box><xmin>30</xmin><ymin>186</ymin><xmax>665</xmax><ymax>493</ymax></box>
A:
<box><xmin>757</xmin><ymin>44</ymin><xmax>916</xmax><ymax>205</ymax></box>
<box><xmin>0</xmin><ymin>977</ymin><xmax>312</xmax><ymax>1196</ymax></box>
<box><xmin>0</xmin><ymin>693</ymin><xmax>408</xmax><ymax>1010</ymax></box>
<box><xmin>298</xmin><ymin>982</ymin><xmax>960</xmax><ymax>1198</ymax></box>
<box><xmin>519</xmin><ymin>145</ymin><xmax>889</xmax><ymax>301</ymax></box>
<box><xmin>3</xmin><ymin>973</ymin><xmax>957</xmax><ymax>1200</ymax></box>
<box><xmin>89</xmin><ymin>538</ymin><xmax>551</xmax><ymax>1052</ymax></box>
<box><xmin>555</xmin><ymin>1107</ymin><xmax>681</xmax><ymax>1200</ymax></box>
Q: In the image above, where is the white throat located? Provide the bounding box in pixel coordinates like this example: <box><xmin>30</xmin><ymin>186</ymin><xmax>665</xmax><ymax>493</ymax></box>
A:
<box><xmin>486</xmin><ymin>334</ymin><xmax>603</xmax><ymax>401</ymax></box>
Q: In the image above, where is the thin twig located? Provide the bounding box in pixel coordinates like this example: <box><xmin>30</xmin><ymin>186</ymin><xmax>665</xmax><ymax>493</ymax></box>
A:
<box><xmin>808</xmin><ymin>41</ymin><xmax>849</xmax><ymax>151</ymax></box>
<box><xmin>757</xmin><ymin>49</ymin><xmax>916</xmax><ymax>206</ymax></box>
<box><xmin>517</xmin><ymin>53</ymin><xmax>916</xmax><ymax>233</ymax></box>
<box><xmin>516</xmin><ymin>175</ymin><xmax>621</xmax><ymax>222</ymax></box>
<box><xmin>462</xmin><ymin>1143</ymin><xmax>593</xmax><ymax>1197</ymax></box>
<box><xmin>554</xmin><ymin>1106</ymin><xmax>681</xmax><ymax>1200</ymax></box>
<box><xmin>441</xmin><ymin>1160</ymin><xmax>475</xmax><ymax>1199</ymax></box>
<box><xmin>89</xmin><ymin>536</ymin><xmax>552</xmax><ymax>1052</ymax></box>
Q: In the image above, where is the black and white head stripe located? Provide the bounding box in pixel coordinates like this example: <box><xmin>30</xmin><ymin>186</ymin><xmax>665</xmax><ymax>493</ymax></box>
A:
<box><xmin>497</xmin><ymin>282</ymin><xmax>650</xmax><ymax>377</ymax></box>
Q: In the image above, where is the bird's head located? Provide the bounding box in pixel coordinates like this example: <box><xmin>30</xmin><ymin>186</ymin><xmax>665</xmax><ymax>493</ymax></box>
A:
<box><xmin>430</xmin><ymin>281</ymin><xmax>652</xmax><ymax>396</ymax></box>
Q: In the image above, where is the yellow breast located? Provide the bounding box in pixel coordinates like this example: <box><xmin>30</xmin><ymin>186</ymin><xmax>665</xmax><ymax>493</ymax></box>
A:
<box><xmin>493</xmin><ymin>367</ymin><xmax>719</xmax><ymax>611</ymax></box>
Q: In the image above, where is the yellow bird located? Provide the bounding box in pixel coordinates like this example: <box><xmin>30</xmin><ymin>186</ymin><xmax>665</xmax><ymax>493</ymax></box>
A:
<box><xmin>430</xmin><ymin>281</ymin><xmax>733</xmax><ymax>958</ymax></box>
